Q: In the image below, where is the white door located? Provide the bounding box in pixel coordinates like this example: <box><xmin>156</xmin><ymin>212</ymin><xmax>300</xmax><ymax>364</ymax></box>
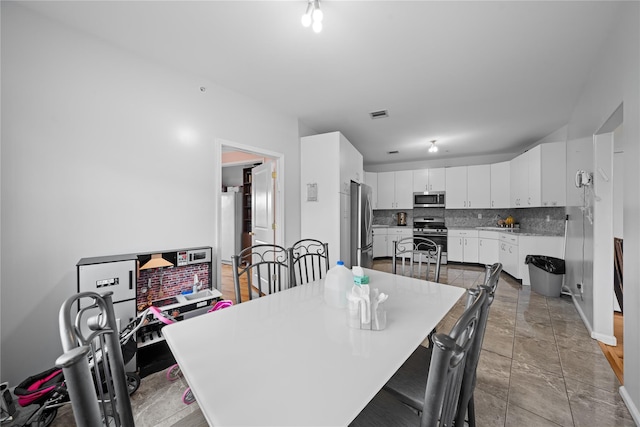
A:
<box><xmin>250</xmin><ymin>161</ymin><xmax>281</xmax><ymax>293</ymax></box>
<box><xmin>251</xmin><ymin>161</ymin><xmax>275</xmax><ymax>247</ymax></box>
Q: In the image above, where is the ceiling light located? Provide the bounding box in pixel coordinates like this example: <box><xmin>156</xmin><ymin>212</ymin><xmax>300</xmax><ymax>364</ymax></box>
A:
<box><xmin>429</xmin><ymin>140</ymin><xmax>438</xmax><ymax>153</ymax></box>
<box><xmin>301</xmin><ymin>2</ymin><xmax>312</xmax><ymax>27</ymax></box>
<box><xmin>302</xmin><ymin>0</ymin><xmax>323</xmax><ymax>33</ymax></box>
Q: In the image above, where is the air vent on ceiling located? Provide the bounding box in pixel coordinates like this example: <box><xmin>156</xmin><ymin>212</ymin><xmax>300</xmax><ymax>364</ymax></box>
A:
<box><xmin>370</xmin><ymin>109</ymin><xmax>389</xmax><ymax>119</ymax></box>
<box><xmin>387</xmin><ymin>150</ymin><xmax>399</xmax><ymax>154</ymax></box>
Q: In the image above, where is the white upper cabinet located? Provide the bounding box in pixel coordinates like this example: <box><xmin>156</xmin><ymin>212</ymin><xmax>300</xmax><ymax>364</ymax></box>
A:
<box><xmin>364</xmin><ymin>171</ymin><xmax>378</xmax><ymax>209</ymax></box>
<box><xmin>394</xmin><ymin>171</ymin><xmax>413</xmax><ymax>209</ymax></box>
<box><xmin>412</xmin><ymin>169</ymin><xmax>429</xmax><ymax>192</ymax></box>
<box><xmin>412</xmin><ymin>168</ymin><xmax>446</xmax><ymax>192</ymax></box>
<box><xmin>445</xmin><ymin>165</ymin><xmax>490</xmax><ymax>209</ymax></box>
<box><xmin>540</xmin><ymin>142</ymin><xmax>566</xmax><ymax>206</ymax></box>
<box><xmin>510</xmin><ymin>142</ymin><xmax>566</xmax><ymax>207</ymax></box>
<box><xmin>510</xmin><ymin>152</ymin><xmax>528</xmax><ymax>207</ymax></box>
<box><xmin>445</xmin><ymin>166</ymin><xmax>467</xmax><ymax>208</ymax></box>
<box><xmin>428</xmin><ymin>168</ymin><xmax>446</xmax><ymax>191</ymax></box>
<box><xmin>377</xmin><ymin>172</ymin><xmax>395</xmax><ymax>209</ymax></box>
<box><xmin>490</xmin><ymin>161</ymin><xmax>510</xmax><ymax>208</ymax></box>
<box><xmin>467</xmin><ymin>165</ymin><xmax>491</xmax><ymax>209</ymax></box>
<box><xmin>377</xmin><ymin>171</ymin><xmax>412</xmax><ymax>209</ymax></box>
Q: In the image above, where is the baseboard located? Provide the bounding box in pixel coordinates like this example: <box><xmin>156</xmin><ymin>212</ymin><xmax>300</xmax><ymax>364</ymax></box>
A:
<box><xmin>571</xmin><ymin>294</ymin><xmax>594</xmax><ymax>334</ymax></box>
<box><xmin>592</xmin><ymin>330</ymin><xmax>617</xmax><ymax>346</ymax></box>
<box><xmin>620</xmin><ymin>386</ymin><xmax>640</xmax><ymax>425</ymax></box>
<box><xmin>571</xmin><ymin>295</ymin><xmax>618</xmax><ymax>345</ymax></box>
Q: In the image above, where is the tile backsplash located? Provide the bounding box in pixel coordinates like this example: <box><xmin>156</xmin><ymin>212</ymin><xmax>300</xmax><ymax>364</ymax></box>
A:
<box><xmin>373</xmin><ymin>207</ymin><xmax>565</xmax><ymax>235</ymax></box>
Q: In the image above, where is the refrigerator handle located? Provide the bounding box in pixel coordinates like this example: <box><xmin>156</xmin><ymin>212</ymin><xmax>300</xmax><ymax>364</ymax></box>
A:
<box><xmin>129</xmin><ymin>270</ymin><xmax>133</xmax><ymax>290</ymax></box>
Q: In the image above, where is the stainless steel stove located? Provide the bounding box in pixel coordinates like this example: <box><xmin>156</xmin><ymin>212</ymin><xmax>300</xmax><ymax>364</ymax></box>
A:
<box><xmin>413</xmin><ymin>217</ymin><xmax>448</xmax><ymax>264</ymax></box>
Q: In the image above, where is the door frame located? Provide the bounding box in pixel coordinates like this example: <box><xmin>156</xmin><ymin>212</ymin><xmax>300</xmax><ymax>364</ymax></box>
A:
<box><xmin>215</xmin><ymin>138</ymin><xmax>285</xmax><ymax>291</ymax></box>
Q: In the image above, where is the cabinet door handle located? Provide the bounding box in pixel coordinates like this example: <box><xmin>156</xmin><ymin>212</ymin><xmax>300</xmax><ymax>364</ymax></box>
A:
<box><xmin>492</xmin><ymin>200</ymin><xmax>494</xmax><ymax>207</ymax></box>
<box><xmin>460</xmin><ymin>238</ymin><xmax>463</xmax><ymax>245</ymax></box>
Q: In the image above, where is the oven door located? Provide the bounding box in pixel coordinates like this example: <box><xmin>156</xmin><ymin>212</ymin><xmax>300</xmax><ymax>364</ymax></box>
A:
<box><xmin>414</xmin><ymin>233</ymin><xmax>448</xmax><ymax>264</ymax></box>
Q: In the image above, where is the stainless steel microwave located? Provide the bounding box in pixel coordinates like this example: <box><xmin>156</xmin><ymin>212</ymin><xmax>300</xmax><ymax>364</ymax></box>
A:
<box><xmin>413</xmin><ymin>191</ymin><xmax>445</xmax><ymax>208</ymax></box>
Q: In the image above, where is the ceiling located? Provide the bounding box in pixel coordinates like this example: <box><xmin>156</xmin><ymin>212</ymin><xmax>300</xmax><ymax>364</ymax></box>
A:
<box><xmin>21</xmin><ymin>1</ymin><xmax>621</xmax><ymax>166</ymax></box>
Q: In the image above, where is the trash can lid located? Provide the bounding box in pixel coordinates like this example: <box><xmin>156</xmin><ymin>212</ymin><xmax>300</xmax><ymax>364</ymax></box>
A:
<box><xmin>525</xmin><ymin>255</ymin><xmax>565</xmax><ymax>274</ymax></box>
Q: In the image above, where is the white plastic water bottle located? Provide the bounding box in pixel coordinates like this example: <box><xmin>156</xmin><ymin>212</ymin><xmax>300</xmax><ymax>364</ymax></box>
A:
<box><xmin>324</xmin><ymin>260</ymin><xmax>353</xmax><ymax>308</ymax></box>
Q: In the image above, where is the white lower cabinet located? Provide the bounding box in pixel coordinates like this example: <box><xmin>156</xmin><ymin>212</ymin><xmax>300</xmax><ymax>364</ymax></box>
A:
<box><xmin>387</xmin><ymin>228</ymin><xmax>413</xmax><ymax>258</ymax></box>
<box><xmin>478</xmin><ymin>231</ymin><xmax>500</xmax><ymax>265</ymax></box>
<box><xmin>373</xmin><ymin>228</ymin><xmax>412</xmax><ymax>258</ymax></box>
<box><xmin>373</xmin><ymin>228</ymin><xmax>388</xmax><ymax>258</ymax></box>
<box><xmin>448</xmin><ymin>229</ymin><xmax>479</xmax><ymax>263</ymax></box>
<box><xmin>499</xmin><ymin>234</ymin><xmax>519</xmax><ymax>278</ymax></box>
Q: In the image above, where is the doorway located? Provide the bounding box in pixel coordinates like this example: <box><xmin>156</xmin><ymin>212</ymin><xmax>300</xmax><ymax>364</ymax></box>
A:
<box><xmin>217</xmin><ymin>139</ymin><xmax>284</xmax><ymax>303</ymax></box>
<box><xmin>592</xmin><ymin>104</ymin><xmax>624</xmax><ymax>382</ymax></box>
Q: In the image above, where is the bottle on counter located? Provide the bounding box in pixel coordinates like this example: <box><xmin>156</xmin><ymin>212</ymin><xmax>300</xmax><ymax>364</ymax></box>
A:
<box><xmin>324</xmin><ymin>260</ymin><xmax>353</xmax><ymax>308</ymax></box>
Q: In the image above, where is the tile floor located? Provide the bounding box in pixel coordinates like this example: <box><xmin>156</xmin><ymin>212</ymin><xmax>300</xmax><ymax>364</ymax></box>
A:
<box><xmin>16</xmin><ymin>261</ymin><xmax>634</xmax><ymax>426</ymax></box>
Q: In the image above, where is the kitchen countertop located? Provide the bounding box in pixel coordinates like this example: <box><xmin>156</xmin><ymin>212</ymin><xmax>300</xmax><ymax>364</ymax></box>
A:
<box><xmin>372</xmin><ymin>224</ymin><xmax>412</xmax><ymax>228</ymax></box>
<box><xmin>448</xmin><ymin>226</ymin><xmax>563</xmax><ymax>237</ymax></box>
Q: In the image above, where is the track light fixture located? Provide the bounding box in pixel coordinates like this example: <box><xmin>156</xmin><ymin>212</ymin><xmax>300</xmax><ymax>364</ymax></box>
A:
<box><xmin>429</xmin><ymin>140</ymin><xmax>438</xmax><ymax>153</ymax></box>
<box><xmin>301</xmin><ymin>0</ymin><xmax>323</xmax><ymax>33</ymax></box>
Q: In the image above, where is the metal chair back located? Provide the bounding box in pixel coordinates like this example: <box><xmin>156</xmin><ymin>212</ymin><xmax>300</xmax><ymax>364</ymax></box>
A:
<box><xmin>392</xmin><ymin>236</ymin><xmax>443</xmax><ymax>282</ymax></box>
<box><xmin>455</xmin><ymin>264</ymin><xmax>502</xmax><ymax>427</ymax></box>
<box><xmin>420</xmin><ymin>288</ymin><xmax>487</xmax><ymax>427</ymax></box>
<box><xmin>289</xmin><ymin>239</ymin><xmax>330</xmax><ymax>286</ymax></box>
<box><xmin>232</xmin><ymin>244</ymin><xmax>291</xmax><ymax>303</ymax></box>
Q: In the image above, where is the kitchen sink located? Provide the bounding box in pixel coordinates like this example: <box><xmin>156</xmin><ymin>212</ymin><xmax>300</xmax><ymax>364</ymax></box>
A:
<box><xmin>176</xmin><ymin>289</ymin><xmax>216</xmax><ymax>303</ymax></box>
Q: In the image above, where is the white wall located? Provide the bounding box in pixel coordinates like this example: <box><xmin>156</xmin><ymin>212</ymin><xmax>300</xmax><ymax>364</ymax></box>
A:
<box><xmin>563</xmin><ymin>2</ymin><xmax>640</xmax><ymax>419</ymax></box>
<box><xmin>0</xmin><ymin>4</ymin><xmax>301</xmax><ymax>385</ymax></box>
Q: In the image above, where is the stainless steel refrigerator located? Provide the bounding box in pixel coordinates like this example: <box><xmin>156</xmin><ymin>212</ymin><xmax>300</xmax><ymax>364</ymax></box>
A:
<box><xmin>350</xmin><ymin>181</ymin><xmax>373</xmax><ymax>268</ymax></box>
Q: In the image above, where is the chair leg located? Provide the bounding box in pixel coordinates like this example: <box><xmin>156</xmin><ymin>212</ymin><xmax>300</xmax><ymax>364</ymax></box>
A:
<box><xmin>467</xmin><ymin>395</ymin><xmax>476</xmax><ymax>427</ymax></box>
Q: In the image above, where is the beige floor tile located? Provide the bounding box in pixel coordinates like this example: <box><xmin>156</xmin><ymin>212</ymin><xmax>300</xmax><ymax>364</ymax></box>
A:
<box><xmin>558</xmin><ymin>346</ymin><xmax>622</xmax><ymax>393</ymax></box>
<box><xmin>508</xmin><ymin>360</ymin><xmax>574</xmax><ymax>426</ymax></box>
<box><xmin>473</xmin><ymin>388</ymin><xmax>508</xmax><ymax>426</ymax></box>
<box><xmin>505</xmin><ymin>402</ymin><xmax>564</xmax><ymax>426</ymax></box>
<box><xmin>476</xmin><ymin>350</ymin><xmax>512</xmax><ymax>401</ymax></box>
<box><xmin>513</xmin><ymin>335</ymin><xmax>562</xmax><ymax>374</ymax></box>
<box><xmin>565</xmin><ymin>377</ymin><xmax>635</xmax><ymax>427</ymax></box>
<box><xmin>482</xmin><ymin>322</ymin><xmax>515</xmax><ymax>358</ymax></box>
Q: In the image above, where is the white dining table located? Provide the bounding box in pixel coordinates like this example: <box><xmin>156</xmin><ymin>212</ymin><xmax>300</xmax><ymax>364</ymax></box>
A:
<box><xmin>162</xmin><ymin>268</ymin><xmax>465</xmax><ymax>426</ymax></box>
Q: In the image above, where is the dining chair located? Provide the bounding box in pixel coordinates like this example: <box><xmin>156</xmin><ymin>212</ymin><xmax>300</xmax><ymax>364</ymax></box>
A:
<box><xmin>349</xmin><ymin>288</ymin><xmax>488</xmax><ymax>427</ymax></box>
<box><xmin>232</xmin><ymin>244</ymin><xmax>291</xmax><ymax>303</ymax></box>
<box><xmin>392</xmin><ymin>236</ymin><xmax>443</xmax><ymax>282</ymax></box>
<box><xmin>456</xmin><ymin>262</ymin><xmax>502</xmax><ymax>426</ymax></box>
<box><xmin>288</xmin><ymin>239</ymin><xmax>330</xmax><ymax>286</ymax></box>
<box><xmin>382</xmin><ymin>264</ymin><xmax>502</xmax><ymax>427</ymax></box>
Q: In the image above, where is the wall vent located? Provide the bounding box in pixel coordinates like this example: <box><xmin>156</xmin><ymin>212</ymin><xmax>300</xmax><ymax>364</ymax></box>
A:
<box><xmin>370</xmin><ymin>109</ymin><xmax>389</xmax><ymax>119</ymax></box>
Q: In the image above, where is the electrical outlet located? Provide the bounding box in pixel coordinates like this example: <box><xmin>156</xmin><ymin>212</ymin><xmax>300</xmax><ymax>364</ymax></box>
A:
<box><xmin>478</xmin><ymin>213</ymin><xmax>482</xmax><ymax>219</ymax></box>
<box><xmin>546</xmin><ymin>215</ymin><xmax>550</xmax><ymax>222</ymax></box>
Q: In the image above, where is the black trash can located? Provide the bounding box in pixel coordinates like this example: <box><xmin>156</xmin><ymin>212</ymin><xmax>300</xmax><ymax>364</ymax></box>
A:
<box><xmin>525</xmin><ymin>255</ymin><xmax>565</xmax><ymax>297</ymax></box>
